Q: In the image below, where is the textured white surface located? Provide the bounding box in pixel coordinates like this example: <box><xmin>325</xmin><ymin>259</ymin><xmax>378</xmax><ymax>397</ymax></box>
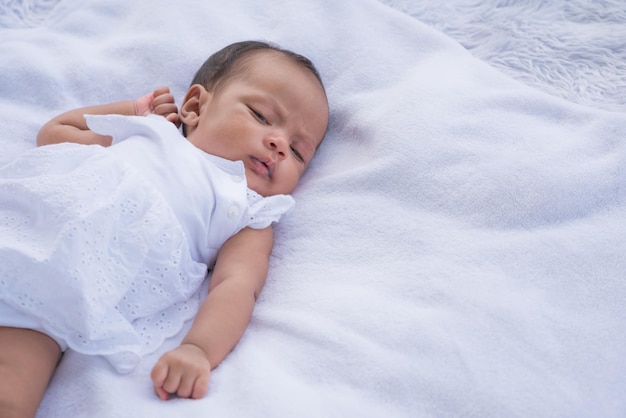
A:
<box><xmin>0</xmin><ymin>0</ymin><xmax>624</xmax><ymax>416</ymax></box>
<box><xmin>380</xmin><ymin>0</ymin><xmax>626</xmax><ymax>112</ymax></box>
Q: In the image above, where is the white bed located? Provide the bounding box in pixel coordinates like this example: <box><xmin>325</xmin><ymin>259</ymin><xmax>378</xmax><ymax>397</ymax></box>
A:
<box><xmin>1</xmin><ymin>0</ymin><xmax>625</xmax><ymax>416</ymax></box>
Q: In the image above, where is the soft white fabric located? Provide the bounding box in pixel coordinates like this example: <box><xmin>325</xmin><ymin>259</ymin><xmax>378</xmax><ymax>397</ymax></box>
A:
<box><xmin>89</xmin><ymin>114</ymin><xmax>295</xmax><ymax>257</ymax></box>
<box><xmin>0</xmin><ymin>114</ymin><xmax>293</xmax><ymax>373</ymax></box>
<box><xmin>0</xmin><ymin>0</ymin><xmax>624</xmax><ymax>417</ymax></box>
<box><xmin>381</xmin><ymin>0</ymin><xmax>626</xmax><ymax>113</ymax></box>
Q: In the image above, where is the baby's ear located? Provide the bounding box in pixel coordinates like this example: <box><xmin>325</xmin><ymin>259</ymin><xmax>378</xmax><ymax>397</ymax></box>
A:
<box><xmin>179</xmin><ymin>84</ymin><xmax>209</xmax><ymax>130</ymax></box>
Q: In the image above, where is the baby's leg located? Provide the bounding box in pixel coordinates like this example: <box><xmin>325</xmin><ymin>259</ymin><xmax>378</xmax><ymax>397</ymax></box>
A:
<box><xmin>0</xmin><ymin>327</ymin><xmax>62</xmax><ymax>418</ymax></box>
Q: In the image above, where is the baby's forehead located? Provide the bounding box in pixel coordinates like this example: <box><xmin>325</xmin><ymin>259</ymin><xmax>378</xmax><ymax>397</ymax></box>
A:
<box><xmin>239</xmin><ymin>50</ymin><xmax>322</xmax><ymax>87</ymax></box>
<box><xmin>240</xmin><ymin>52</ymin><xmax>327</xmax><ymax>106</ymax></box>
<box><xmin>237</xmin><ymin>50</ymin><xmax>293</xmax><ymax>77</ymax></box>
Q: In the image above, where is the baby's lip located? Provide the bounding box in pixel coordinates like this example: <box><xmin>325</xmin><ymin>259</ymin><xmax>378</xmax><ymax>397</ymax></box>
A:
<box><xmin>250</xmin><ymin>156</ymin><xmax>275</xmax><ymax>178</ymax></box>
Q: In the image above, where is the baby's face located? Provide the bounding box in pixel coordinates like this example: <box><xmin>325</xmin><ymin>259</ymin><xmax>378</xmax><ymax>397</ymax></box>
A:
<box><xmin>186</xmin><ymin>51</ymin><xmax>329</xmax><ymax>196</ymax></box>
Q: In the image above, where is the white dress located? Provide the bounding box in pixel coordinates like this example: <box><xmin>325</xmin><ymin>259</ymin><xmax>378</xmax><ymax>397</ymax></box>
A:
<box><xmin>0</xmin><ymin>114</ymin><xmax>294</xmax><ymax>373</ymax></box>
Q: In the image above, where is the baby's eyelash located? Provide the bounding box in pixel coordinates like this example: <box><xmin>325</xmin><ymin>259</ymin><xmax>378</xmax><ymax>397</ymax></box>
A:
<box><xmin>291</xmin><ymin>146</ymin><xmax>304</xmax><ymax>162</ymax></box>
<box><xmin>250</xmin><ymin>107</ymin><xmax>268</xmax><ymax>124</ymax></box>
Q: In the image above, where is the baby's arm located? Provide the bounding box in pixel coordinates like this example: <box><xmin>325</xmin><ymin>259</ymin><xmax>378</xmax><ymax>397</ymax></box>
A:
<box><xmin>150</xmin><ymin>226</ymin><xmax>274</xmax><ymax>400</ymax></box>
<box><xmin>36</xmin><ymin>86</ymin><xmax>178</xmax><ymax>146</ymax></box>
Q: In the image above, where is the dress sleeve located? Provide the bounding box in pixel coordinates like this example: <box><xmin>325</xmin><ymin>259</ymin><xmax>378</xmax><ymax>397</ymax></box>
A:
<box><xmin>85</xmin><ymin>114</ymin><xmax>175</xmax><ymax>145</ymax></box>
<box><xmin>245</xmin><ymin>192</ymin><xmax>296</xmax><ymax>229</ymax></box>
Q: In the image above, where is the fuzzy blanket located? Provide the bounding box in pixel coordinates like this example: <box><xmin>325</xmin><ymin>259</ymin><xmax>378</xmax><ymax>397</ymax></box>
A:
<box><xmin>1</xmin><ymin>0</ymin><xmax>624</xmax><ymax>416</ymax></box>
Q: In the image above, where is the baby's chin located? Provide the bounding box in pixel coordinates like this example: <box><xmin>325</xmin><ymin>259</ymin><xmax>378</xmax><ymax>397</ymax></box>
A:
<box><xmin>247</xmin><ymin>180</ymin><xmax>296</xmax><ymax>197</ymax></box>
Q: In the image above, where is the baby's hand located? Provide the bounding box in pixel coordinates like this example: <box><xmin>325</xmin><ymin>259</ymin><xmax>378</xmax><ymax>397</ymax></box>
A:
<box><xmin>135</xmin><ymin>86</ymin><xmax>180</xmax><ymax>127</ymax></box>
<box><xmin>150</xmin><ymin>343</ymin><xmax>211</xmax><ymax>400</ymax></box>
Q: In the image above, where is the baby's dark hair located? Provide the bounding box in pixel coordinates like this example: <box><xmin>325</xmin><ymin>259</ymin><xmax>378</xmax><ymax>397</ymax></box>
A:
<box><xmin>190</xmin><ymin>40</ymin><xmax>325</xmax><ymax>95</ymax></box>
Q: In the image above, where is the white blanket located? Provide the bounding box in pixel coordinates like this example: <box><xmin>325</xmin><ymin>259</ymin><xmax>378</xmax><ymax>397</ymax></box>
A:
<box><xmin>1</xmin><ymin>0</ymin><xmax>625</xmax><ymax>416</ymax></box>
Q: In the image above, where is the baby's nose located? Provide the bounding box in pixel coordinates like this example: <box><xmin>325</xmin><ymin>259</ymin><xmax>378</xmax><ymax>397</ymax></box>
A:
<box><xmin>265</xmin><ymin>135</ymin><xmax>288</xmax><ymax>159</ymax></box>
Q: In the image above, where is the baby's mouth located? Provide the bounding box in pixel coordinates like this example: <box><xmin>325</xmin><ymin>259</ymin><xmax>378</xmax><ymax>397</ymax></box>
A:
<box><xmin>250</xmin><ymin>156</ymin><xmax>274</xmax><ymax>178</ymax></box>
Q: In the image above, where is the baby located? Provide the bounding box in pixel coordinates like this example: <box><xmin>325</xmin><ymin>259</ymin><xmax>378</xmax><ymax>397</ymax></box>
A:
<box><xmin>0</xmin><ymin>40</ymin><xmax>328</xmax><ymax>417</ymax></box>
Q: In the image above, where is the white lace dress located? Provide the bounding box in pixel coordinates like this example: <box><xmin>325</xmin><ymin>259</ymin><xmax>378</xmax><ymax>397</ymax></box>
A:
<box><xmin>0</xmin><ymin>114</ymin><xmax>294</xmax><ymax>373</ymax></box>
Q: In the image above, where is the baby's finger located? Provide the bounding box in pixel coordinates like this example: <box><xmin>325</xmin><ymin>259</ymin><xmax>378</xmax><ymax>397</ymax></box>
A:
<box><xmin>166</xmin><ymin>113</ymin><xmax>181</xmax><ymax>127</ymax></box>
<box><xmin>175</xmin><ymin>373</ymin><xmax>197</xmax><ymax>399</ymax></box>
<box><xmin>153</xmin><ymin>103</ymin><xmax>178</xmax><ymax>117</ymax></box>
<box><xmin>161</xmin><ymin>369</ymin><xmax>183</xmax><ymax>395</ymax></box>
<box><xmin>191</xmin><ymin>371</ymin><xmax>210</xmax><ymax>399</ymax></box>
<box><xmin>150</xmin><ymin>362</ymin><xmax>170</xmax><ymax>400</ymax></box>
<box><xmin>154</xmin><ymin>386</ymin><xmax>170</xmax><ymax>401</ymax></box>
<box><xmin>151</xmin><ymin>95</ymin><xmax>176</xmax><ymax>111</ymax></box>
<box><xmin>152</xmin><ymin>86</ymin><xmax>171</xmax><ymax>97</ymax></box>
